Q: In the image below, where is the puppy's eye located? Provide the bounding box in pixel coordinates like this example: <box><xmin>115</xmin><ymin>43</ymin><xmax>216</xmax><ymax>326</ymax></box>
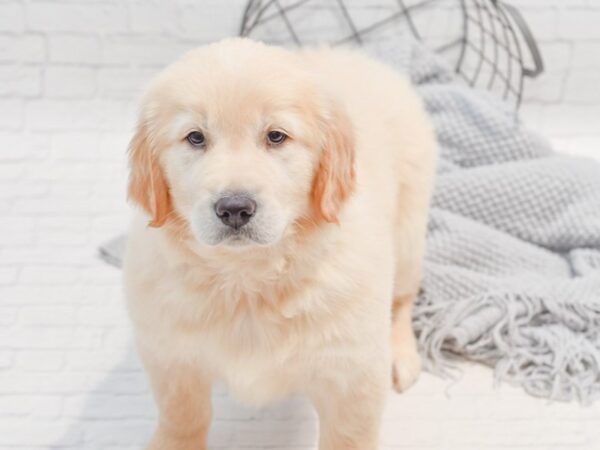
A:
<box><xmin>186</xmin><ymin>131</ymin><xmax>206</xmax><ymax>148</ymax></box>
<box><xmin>267</xmin><ymin>130</ymin><xmax>287</xmax><ymax>146</ymax></box>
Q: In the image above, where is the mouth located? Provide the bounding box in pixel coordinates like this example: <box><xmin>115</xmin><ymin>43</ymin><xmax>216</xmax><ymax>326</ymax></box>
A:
<box><xmin>217</xmin><ymin>227</ymin><xmax>260</xmax><ymax>246</ymax></box>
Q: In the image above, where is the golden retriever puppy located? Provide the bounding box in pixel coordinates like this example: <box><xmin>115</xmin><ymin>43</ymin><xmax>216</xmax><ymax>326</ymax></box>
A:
<box><xmin>124</xmin><ymin>38</ymin><xmax>437</xmax><ymax>450</ymax></box>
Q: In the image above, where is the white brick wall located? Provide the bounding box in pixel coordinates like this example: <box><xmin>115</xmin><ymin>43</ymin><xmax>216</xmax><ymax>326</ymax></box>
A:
<box><xmin>518</xmin><ymin>0</ymin><xmax>600</xmax><ymax>159</ymax></box>
<box><xmin>0</xmin><ymin>1</ymin><xmax>599</xmax><ymax>449</ymax></box>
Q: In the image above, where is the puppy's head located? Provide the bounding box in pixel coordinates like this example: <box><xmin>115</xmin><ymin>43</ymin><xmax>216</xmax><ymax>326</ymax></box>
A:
<box><xmin>128</xmin><ymin>38</ymin><xmax>355</xmax><ymax>249</ymax></box>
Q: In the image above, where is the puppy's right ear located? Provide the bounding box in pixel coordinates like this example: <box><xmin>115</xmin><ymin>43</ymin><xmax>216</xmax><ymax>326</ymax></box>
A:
<box><xmin>127</xmin><ymin>122</ymin><xmax>171</xmax><ymax>228</ymax></box>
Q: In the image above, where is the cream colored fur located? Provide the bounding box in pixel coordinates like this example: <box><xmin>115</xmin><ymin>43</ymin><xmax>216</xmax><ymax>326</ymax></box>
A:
<box><xmin>124</xmin><ymin>38</ymin><xmax>437</xmax><ymax>450</ymax></box>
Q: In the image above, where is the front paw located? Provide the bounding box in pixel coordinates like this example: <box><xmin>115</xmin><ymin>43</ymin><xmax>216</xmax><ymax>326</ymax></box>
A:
<box><xmin>147</xmin><ymin>430</ymin><xmax>206</xmax><ymax>450</ymax></box>
<box><xmin>391</xmin><ymin>349</ymin><xmax>421</xmax><ymax>393</ymax></box>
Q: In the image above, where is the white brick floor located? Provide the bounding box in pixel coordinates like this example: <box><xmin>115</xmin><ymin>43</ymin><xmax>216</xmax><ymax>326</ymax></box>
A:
<box><xmin>1</xmin><ymin>1</ymin><xmax>600</xmax><ymax>449</ymax></box>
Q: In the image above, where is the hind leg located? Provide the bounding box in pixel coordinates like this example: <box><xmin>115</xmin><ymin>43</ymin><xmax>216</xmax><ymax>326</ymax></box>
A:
<box><xmin>389</xmin><ymin>110</ymin><xmax>436</xmax><ymax>393</ymax></box>
<box><xmin>391</xmin><ymin>291</ymin><xmax>421</xmax><ymax>392</ymax></box>
<box><xmin>391</xmin><ymin>212</ymin><xmax>428</xmax><ymax>392</ymax></box>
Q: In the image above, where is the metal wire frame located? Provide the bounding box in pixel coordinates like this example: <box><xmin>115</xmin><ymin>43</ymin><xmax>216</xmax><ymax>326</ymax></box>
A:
<box><xmin>239</xmin><ymin>0</ymin><xmax>544</xmax><ymax>108</ymax></box>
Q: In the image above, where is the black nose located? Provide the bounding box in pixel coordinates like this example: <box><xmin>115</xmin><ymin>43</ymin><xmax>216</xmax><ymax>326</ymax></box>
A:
<box><xmin>214</xmin><ymin>195</ymin><xmax>257</xmax><ymax>230</ymax></box>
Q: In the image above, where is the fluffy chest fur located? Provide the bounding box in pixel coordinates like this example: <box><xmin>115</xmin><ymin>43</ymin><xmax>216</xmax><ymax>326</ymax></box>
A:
<box><xmin>125</xmin><ymin>215</ymin><xmax>394</xmax><ymax>405</ymax></box>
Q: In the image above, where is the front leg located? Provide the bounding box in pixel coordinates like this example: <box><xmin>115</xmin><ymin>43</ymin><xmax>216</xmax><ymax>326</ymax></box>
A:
<box><xmin>140</xmin><ymin>347</ymin><xmax>212</xmax><ymax>450</ymax></box>
<box><xmin>310</xmin><ymin>361</ymin><xmax>388</xmax><ymax>450</ymax></box>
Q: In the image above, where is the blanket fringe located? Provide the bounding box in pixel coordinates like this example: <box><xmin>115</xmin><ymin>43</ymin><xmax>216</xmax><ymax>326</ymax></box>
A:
<box><xmin>414</xmin><ymin>290</ymin><xmax>600</xmax><ymax>404</ymax></box>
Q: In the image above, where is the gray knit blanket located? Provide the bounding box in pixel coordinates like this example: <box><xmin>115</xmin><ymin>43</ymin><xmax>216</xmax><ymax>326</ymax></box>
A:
<box><xmin>101</xmin><ymin>42</ymin><xmax>600</xmax><ymax>404</ymax></box>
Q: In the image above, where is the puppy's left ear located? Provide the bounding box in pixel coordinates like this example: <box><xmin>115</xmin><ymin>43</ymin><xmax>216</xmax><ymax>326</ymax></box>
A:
<box><xmin>127</xmin><ymin>122</ymin><xmax>172</xmax><ymax>228</ymax></box>
<box><xmin>311</xmin><ymin>101</ymin><xmax>356</xmax><ymax>223</ymax></box>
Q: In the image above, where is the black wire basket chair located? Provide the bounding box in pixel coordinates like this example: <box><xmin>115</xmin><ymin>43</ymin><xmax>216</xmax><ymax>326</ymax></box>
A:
<box><xmin>240</xmin><ymin>0</ymin><xmax>544</xmax><ymax>108</ymax></box>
